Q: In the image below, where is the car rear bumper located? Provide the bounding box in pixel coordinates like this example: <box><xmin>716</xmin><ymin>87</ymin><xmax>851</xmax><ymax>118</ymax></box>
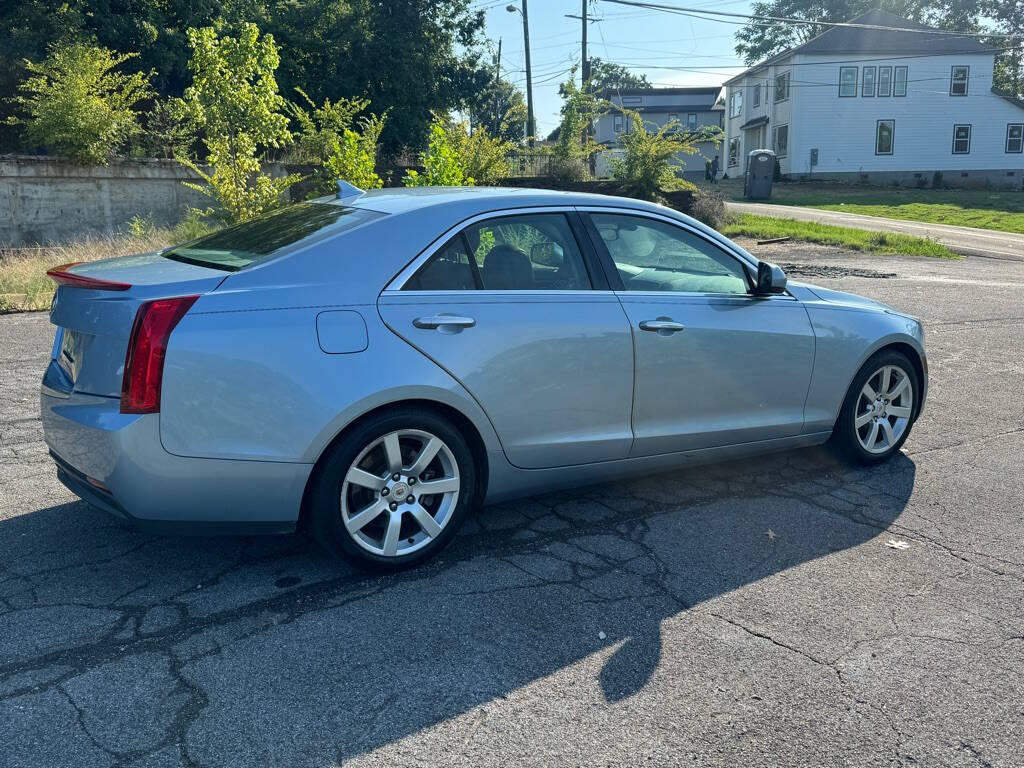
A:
<box><xmin>41</xmin><ymin>369</ymin><xmax>311</xmax><ymax>534</ymax></box>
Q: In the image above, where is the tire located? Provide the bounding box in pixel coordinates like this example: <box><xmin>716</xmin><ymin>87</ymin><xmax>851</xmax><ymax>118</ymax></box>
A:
<box><xmin>832</xmin><ymin>349</ymin><xmax>920</xmax><ymax>465</ymax></box>
<box><xmin>308</xmin><ymin>407</ymin><xmax>476</xmax><ymax>570</ymax></box>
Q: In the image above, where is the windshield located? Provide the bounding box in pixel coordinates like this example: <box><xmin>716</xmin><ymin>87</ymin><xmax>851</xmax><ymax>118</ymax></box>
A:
<box><xmin>163</xmin><ymin>203</ymin><xmax>384</xmax><ymax>271</ymax></box>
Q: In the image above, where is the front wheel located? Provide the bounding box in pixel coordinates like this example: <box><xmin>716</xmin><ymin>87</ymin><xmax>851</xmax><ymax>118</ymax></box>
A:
<box><xmin>832</xmin><ymin>350</ymin><xmax>919</xmax><ymax>465</ymax></box>
<box><xmin>308</xmin><ymin>407</ymin><xmax>476</xmax><ymax>569</ymax></box>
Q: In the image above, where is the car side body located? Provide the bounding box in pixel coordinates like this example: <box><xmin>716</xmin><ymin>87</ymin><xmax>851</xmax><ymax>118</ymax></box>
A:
<box><xmin>40</xmin><ymin>187</ymin><xmax>926</xmax><ymax>541</ymax></box>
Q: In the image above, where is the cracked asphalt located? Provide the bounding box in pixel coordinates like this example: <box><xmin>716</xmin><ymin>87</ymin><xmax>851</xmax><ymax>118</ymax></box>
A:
<box><xmin>2</xmin><ymin>244</ymin><xmax>1022</xmax><ymax>767</ymax></box>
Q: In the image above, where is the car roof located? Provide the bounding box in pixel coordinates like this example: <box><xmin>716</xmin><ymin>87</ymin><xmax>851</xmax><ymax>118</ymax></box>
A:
<box><xmin>317</xmin><ymin>186</ymin><xmax>674</xmax><ymax>217</ymax></box>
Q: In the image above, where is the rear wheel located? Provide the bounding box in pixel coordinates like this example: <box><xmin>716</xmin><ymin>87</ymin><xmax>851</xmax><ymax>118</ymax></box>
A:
<box><xmin>309</xmin><ymin>408</ymin><xmax>475</xmax><ymax>569</ymax></box>
<box><xmin>832</xmin><ymin>350</ymin><xmax>919</xmax><ymax>465</ymax></box>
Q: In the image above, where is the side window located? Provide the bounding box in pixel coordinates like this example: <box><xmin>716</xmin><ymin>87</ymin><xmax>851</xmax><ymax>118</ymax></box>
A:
<box><xmin>590</xmin><ymin>214</ymin><xmax>750</xmax><ymax>295</ymax></box>
<box><xmin>405</xmin><ymin>236</ymin><xmax>477</xmax><ymax>291</ymax></box>
<box><xmin>463</xmin><ymin>214</ymin><xmax>592</xmax><ymax>291</ymax></box>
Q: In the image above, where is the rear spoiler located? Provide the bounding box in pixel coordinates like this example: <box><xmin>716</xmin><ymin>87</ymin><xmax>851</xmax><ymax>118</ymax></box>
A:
<box><xmin>46</xmin><ymin>262</ymin><xmax>132</xmax><ymax>291</ymax></box>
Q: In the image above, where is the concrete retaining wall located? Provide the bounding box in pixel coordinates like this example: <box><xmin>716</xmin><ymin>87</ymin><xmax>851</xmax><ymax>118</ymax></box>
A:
<box><xmin>0</xmin><ymin>156</ymin><xmax>295</xmax><ymax>246</ymax></box>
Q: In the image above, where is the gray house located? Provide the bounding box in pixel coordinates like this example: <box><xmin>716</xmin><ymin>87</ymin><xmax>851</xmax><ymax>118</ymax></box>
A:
<box><xmin>594</xmin><ymin>87</ymin><xmax>725</xmax><ymax>180</ymax></box>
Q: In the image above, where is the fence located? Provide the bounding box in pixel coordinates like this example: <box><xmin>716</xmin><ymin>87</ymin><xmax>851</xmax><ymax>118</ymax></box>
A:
<box><xmin>505</xmin><ymin>153</ymin><xmax>552</xmax><ymax>178</ymax></box>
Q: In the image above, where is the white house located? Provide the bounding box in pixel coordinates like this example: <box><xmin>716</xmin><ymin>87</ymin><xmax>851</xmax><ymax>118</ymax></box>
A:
<box><xmin>722</xmin><ymin>9</ymin><xmax>1024</xmax><ymax>188</ymax></box>
<box><xmin>594</xmin><ymin>87</ymin><xmax>724</xmax><ymax>180</ymax></box>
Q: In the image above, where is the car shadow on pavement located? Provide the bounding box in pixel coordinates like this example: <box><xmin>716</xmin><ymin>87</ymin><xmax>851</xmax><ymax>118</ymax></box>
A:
<box><xmin>0</xmin><ymin>447</ymin><xmax>915</xmax><ymax>766</ymax></box>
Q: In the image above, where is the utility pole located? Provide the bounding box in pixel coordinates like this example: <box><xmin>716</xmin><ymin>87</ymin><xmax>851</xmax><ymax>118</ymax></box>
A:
<box><xmin>522</xmin><ymin>1</ymin><xmax>535</xmax><ymax>147</ymax></box>
<box><xmin>582</xmin><ymin>0</ymin><xmax>593</xmax><ymax>173</ymax></box>
<box><xmin>493</xmin><ymin>37</ymin><xmax>502</xmax><ymax>131</ymax></box>
<box><xmin>581</xmin><ymin>0</ymin><xmax>590</xmax><ymax>87</ymax></box>
<box><xmin>509</xmin><ymin>3</ymin><xmax>535</xmax><ymax>146</ymax></box>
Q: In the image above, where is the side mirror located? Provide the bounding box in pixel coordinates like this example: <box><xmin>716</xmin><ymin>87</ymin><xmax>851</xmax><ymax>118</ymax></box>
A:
<box><xmin>530</xmin><ymin>241</ymin><xmax>564</xmax><ymax>267</ymax></box>
<box><xmin>755</xmin><ymin>261</ymin><xmax>788</xmax><ymax>295</ymax></box>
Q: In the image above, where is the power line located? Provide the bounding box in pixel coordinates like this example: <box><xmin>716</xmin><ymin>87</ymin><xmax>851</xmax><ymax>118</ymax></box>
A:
<box><xmin>598</xmin><ymin>0</ymin><xmax>1024</xmax><ymax>40</ymax></box>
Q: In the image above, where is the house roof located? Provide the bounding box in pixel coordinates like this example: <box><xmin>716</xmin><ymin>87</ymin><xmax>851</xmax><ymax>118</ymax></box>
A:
<box><xmin>601</xmin><ymin>86</ymin><xmax>722</xmax><ymax>112</ymax></box>
<box><xmin>725</xmin><ymin>9</ymin><xmax>990</xmax><ymax>85</ymax></box>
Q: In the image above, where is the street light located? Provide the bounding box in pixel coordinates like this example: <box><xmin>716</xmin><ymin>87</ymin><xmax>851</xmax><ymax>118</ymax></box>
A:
<box><xmin>507</xmin><ymin>1</ymin><xmax>535</xmax><ymax>147</ymax></box>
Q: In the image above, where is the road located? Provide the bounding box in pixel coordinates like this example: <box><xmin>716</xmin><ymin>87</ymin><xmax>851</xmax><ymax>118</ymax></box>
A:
<box><xmin>2</xmin><ymin>245</ymin><xmax>1023</xmax><ymax>767</ymax></box>
<box><xmin>727</xmin><ymin>200</ymin><xmax>1024</xmax><ymax>261</ymax></box>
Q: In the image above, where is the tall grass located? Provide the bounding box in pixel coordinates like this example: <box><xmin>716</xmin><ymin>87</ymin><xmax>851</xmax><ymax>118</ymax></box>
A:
<box><xmin>0</xmin><ymin>214</ymin><xmax>214</xmax><ymax>313</ymax></box>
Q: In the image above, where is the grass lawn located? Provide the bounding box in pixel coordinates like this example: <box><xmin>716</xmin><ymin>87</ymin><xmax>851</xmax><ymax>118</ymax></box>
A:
<box><xmin>718</xmin><ymin>181</ymin><xmax>1024</xmax><ymax>234</ymax></box>
<box><xmin>722</xmin><ymin>213</ymin><xmax>960</xmax><ymax>259</ymax></box>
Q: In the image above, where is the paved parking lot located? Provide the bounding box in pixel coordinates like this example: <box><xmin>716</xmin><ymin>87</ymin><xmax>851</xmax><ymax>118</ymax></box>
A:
<box><xmin>1</xmin><ymin>245</ymin><xmax>1022</xmax><ymax>768</ymax></box>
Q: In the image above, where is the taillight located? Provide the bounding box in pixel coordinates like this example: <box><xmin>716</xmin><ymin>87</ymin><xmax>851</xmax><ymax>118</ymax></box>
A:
<box><xmin>120</xmin><ymin>296</ymin><xmax>199</xmax><ymax>414</ymax></box>
<box><xmin>47</xmin><ymin>262</ymin><xmax>132</xmax><ymax>291</ymax></box>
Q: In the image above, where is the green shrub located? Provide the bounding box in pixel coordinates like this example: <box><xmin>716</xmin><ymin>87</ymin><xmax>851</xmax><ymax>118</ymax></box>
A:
<box><xmin>287</xmin><ymin>89</ymin><xmax>386</xmax><ymax>193</ymax></box>
<box><xmin>609</xmin><ymin>110</ymin><xmax>720</xmax><ymax>202</ymax></box>
<box><xmin>6</xmin><ymin>42</ymin><xmax>153</xmax><ymax>164</ymax></box>
<box><xmin>404</xmin><ymin>116</ymin><xmax>474</xmax><ymax>186</ymax></box>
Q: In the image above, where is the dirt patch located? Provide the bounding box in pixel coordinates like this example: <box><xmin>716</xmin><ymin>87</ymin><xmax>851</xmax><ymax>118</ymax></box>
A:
<box><xmin>777</xmin><ymin>263</ymin><xmax>897</xmax><ymax>280</ymax></box>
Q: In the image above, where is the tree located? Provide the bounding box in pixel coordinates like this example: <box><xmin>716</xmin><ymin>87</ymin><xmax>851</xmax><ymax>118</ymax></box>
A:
<box><xmin>551</xmin><ymin>72</ymin><xmax>603</xmax><ymax>182</ymax></box>
<box><xmin>984</xmin><ymin>0</ymin><xmax>1023</xmax><ymax>98</ymax></box>
<box><xmin>404</xmin><ymin>116</ymin><xmax>475</xmax><ymax>187</ymax></box>
<box><xmin>179</xmin><ymin>24</ymin><xmax>300</xmax><ymax>223</ymax></box>
<box><xmin>467</xmin><ymin>76</ymin><xmax>528</xmax><ymax>144</ymax></box>
<box><xmin>583</xmin><ymin>58</ymin><xmax>652</xmax><ymax>95</ymax></box>
<box><xmin>269</xmin><ymin>0</ymin><xmax>489</xmax><ymax>153</ymax></box>
<box><xmin>734</xmin><ymin>0</ymin><xmax>983</xmax><ymax>64</ymax></box>
<box><xmin>0</xmin><ymin>1</ymin><xmax>492</xmax><ymax>156</ymax></box>
<box><xmin>6</xmin><ymin>42</ymin><xmax>153</xmax><ymax>164</ymax></box>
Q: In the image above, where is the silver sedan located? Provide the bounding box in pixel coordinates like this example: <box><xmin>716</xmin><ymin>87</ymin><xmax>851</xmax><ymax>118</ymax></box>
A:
<box><xmin>41</xmin><ymin>187</ymin><xmax>926</xmax><ymax>568</ymax></box>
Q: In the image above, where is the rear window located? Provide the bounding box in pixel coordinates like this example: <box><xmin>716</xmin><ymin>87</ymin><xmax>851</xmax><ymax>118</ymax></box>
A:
<box><xmin>163</xmin><ymin>203</ymin><xmax>384</xmax><ymax>271</ymax></box>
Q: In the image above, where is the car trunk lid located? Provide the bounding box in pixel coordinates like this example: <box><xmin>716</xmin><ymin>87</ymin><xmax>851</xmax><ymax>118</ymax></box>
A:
<box><xmin>48</xmin><ymin>252</ymin><xmax>228</xmax><ymax>397</ymax></box>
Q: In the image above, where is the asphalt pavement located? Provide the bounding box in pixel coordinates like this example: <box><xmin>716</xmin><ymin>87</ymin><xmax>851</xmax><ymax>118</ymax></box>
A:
<box><xmin>727</xmin><ymin>201</ymin><xmax>1024</xmax><ymax>261</ymax></box>
<box><xmin>1</xmin><ymin>245</ymin><xmax>1022</xmax><ymax>767</ymax></box>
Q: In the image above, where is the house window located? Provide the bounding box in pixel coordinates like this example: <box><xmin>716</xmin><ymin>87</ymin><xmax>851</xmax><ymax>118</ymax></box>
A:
<box><xmin>728</xmin><ymin>137</ymin><xmax>740</xmax><ymax>167</ymax></box>
<box><xmin>839</xmin><ymin>66</ymin><xmax>858</xmax><ymax>97</ymax></box>
<box><xmin>774</xmin><ymin>71</ymin><xmax>790</xmax><ymax>102</ymax></box>
<box><xmin>687</xmin><ymin>113</ymin><xmax>697</xmax><ymax>131</ymax></box>
<box><xmin>1008</xmin><ymin>124</ymin><xmax>1024</xmax><ymax>153</ymax></box>
<box><xmin>952</xmin><ymin>124</ymin><xmax>971</xmax><ymax>154</ymax></box>
<box><xmin>862</xmin><ymin>66</ymin><xmax>876</xmax><ymax>97</ymax></box>
<box><xmin>877</xmin><ymin>66</ymin><xmax>892</xmax><ymax>97</ymax></box>
<box><xmin>613</xmin><ymin>114</ymin><xmax>623</xmax><ymax>133</ymax></box>
<box><xmin>752</xmin><ymin>82</ymin><xmax>761</xmax><ymax>108</ymax></box>
<box><xmin>876</xmin><ymin>120</ymin><xmax>894</xmax><ymax>155</ymax></box>
<box><xmin>729</xmin><ymin>90</ymin><xmax>743</xmax><ymax>118</ymax></box>
<box><xmin>894</xmin><ymin>66</ymin><xmax>908</xmax><ymax>97</ymax></box>
<box><xmin>950</xmin><ymin>66</ymin><xmax>969</xmax><ymax>96</ymax></box>
<box><xmin>773</xmin><ymin>124</ymin><xmax>789</xmax><ymax>158</ymax></box>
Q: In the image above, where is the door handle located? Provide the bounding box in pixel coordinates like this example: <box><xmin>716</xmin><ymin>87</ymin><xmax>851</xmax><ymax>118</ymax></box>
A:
<box><xmin>639</xmin><ymin>318</ymin><xmax>685</xmax><ymax>335</ymax></box>
<box><xmin>413</xmin><ymin>314</ymin><xmax>476</xmax><ymax>333</ymax></box>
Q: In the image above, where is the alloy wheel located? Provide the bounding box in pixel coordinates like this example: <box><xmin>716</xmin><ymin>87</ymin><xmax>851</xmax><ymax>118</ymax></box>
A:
<box><xmin>854</xmin><ymin>364</ymin><xmax>914</xmax><ymax>455</ymax></box>
<box><xmin>340</xmin><ymin>429</ymin><xmax>460</xmax><ymax>557</ymax></box>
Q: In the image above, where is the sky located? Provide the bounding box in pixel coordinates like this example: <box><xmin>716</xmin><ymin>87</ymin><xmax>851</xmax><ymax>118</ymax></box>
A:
<box><xmin>473</xmin><ymin>0</ymin><xmax>756</xmax><ymax>137</ymax></box>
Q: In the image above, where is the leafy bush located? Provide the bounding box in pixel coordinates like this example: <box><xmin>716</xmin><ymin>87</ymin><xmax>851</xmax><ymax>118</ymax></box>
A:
<box><xmin>608</xmin><ymin>110</ymin><xmax>721</xmax><ymax>202</ymax></box>
<box><xmin>404</xmin><ymin>116</ymin><xmax>474</xmax><ymax>187</ymax></box>
<box><xmin>178</xmin><ymin>24</ymin><xmax>301</xmax><ymax>223</ymax></box>
<box><xmin>688</xmin><ymin>190</ymin><xmax>727</xmax><ymax>228</ymax></box>
<box><xmin>6</xmin><ymin>42</ymin><xmax>153</xmax><ymax>164</ymax></box>
<box><xmin>287</xmin><ymin>89</ymin><xmax>386</xmax><ymax>193</ymax></box>
<box><xmin>452</xmin><ymin>124</ymin><xmax>513</xmax><ymax>185</ymax></box>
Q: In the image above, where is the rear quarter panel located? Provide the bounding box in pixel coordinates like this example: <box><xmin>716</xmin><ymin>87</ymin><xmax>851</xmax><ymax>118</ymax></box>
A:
<box><xmin>159</xmin><ymin>300</ymin><xmax>501</xmax><ymax>465</ymax></box>
<box><xmin>801</xmin><ymin>301</ymin><xmax>925</xmax><ymax>432</ymax></box>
